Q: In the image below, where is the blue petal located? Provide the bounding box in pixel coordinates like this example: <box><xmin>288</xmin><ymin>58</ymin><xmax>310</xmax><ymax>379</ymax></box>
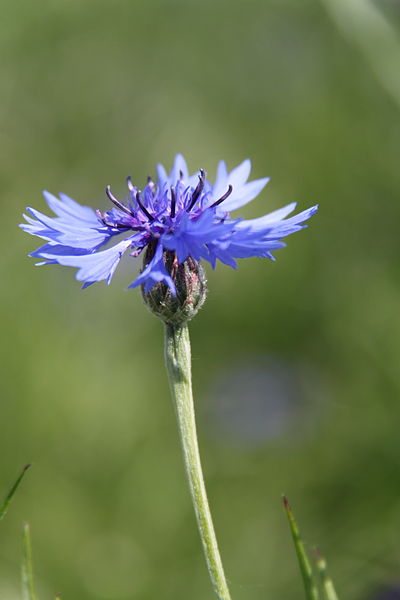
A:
<box><xmin>236</xmin><ymin>204</ymin><xmax>318</xmax><ymax>237</ymax></box>
<box><xmin>22</xmin><ymin>205</ymin><xmax>115</xmax><ymax>249</ymax></box>
<box><xmin>276</xmin><ymin>204</ymin><xmax>319</xmax><ymax>227</ymax></box>
<box><xmin>235</xmin><ymin>203</ymin><xmax>297</xmax><ymax>231</ymax></box>
<box><xmin>20</xmin><ymin>218</ymin><xmax>59</xmax><ymax>242</ymax></box>
<box><xmin>43</xmin><ymin>191</ymin><xmax>99</xmax><ymax>224</ymax></box>
<box><xmin>209</xmin><ymin>204</ymin><xmax>318</xmax><ymax>263</ymax></box>
<box><xmin>156</xmin><ymin>163</ymin><xmax>169</xmax><ymax>190</ymax></box>
<box><xmin>206</xmin><ymin>243</ymin><xmax>238</xmax><ymax>269</ymax></box>
<box><xmin>212</xmin><ymin>159</ymin><xmax>252</xmax><ymax>201</ymax></box>
<box><xmin>220</xmin><ymin>177</ymin><xmax>270</xmax><ymax>213</ymax></box>
<box><xmin>41</xmin><ymin>238</ymin><xmax>132</xmax><ymax>285</ymax></box>
<box><xmin>129</xmin><ymin>242</ymin><xmax>176</xmax><ymax>294</ymax></box>
<box><xmin>210</xmin><ymin>158</ymin><xmax>269</xmax><ymax>213</ymax></box>
<box><xmin>162</xmin><ymin>211</ymin><xmax>237</xmax><ymax>263</ymax></box>
<box><xmin>170</xmin><ymin>153</ymin><xmax>189</xmax><ymax>186</ymax></box>
<box><xmin>212</xmin><ymin>160</ymin><xmax>229</xmax><ymax>199</ymax></box>
<box><xmin>226</xmin><ymin>159</ymin><xmax>252</xmax><ymax>188</ymax></box>
<box><xmin>30</xmin><ymin>243</ymin><xmax>90</xmax><ymax>259</ymax></box>
<box><xmin>224</xmin><ymin>239</ymin><xmax>286</xmax><ymax>259</ymax></box>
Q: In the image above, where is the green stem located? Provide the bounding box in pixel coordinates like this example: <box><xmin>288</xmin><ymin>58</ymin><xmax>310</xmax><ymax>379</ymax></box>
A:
<box><xmin>283</xmin><ymin>496</ymin><xmax>320</xmax><ymax>600</ymax></box>
<box><xmin>315</xmin><ymin>552</ymin><xmax>339</xmax><ymax>600</ymax></box>
<box><xmin>164</xmin><ymin>323</ymin><xmax>232</xmax><ymax>600</ymax></box>
<box><xmin>0</xmin><ymin>464</ymin><xmax>31</xmax><ymax>522</ymax></box>
<box><xmin>22</xmin><ymin>522</ymin><xmax>37</xmax><ymax>600</ymax></box>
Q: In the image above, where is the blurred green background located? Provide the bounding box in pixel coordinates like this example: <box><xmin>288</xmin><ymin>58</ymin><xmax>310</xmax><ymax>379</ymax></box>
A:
<box><xmin>1</xmin><ymin>0</ymin><xmax>400</xmax><ymax>599</ymax></box>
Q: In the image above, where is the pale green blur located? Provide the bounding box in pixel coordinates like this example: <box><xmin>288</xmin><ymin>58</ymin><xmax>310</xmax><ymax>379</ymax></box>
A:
<box><xmin>1</xmin><ymin>1</ymin><xmax>400</xmax><ymax>599</ymax></box>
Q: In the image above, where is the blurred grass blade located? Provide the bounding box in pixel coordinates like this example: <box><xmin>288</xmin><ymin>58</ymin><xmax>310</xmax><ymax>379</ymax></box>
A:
<box><xmin>322</xmin><ymin>0</ymin><xmax>400</xmax><ymax>110</ymax></box>
<box><xmin>315</xmin><ymin>551</ymin><xmax>339</xmax><ymax>600</ymax></box>
<box><xmin>0</xmin><ymin>464</ymin><xmax>31</xmax><ymax>521</ymax></box>
<box><xmin>282</xmin><ymin>495</ymin><xmax>320</xmax><ymax>600</ymax></box>
<box><xmin>22</xmin><ymin>522</ymin><xmax>37</xmax><ymax>600</ymax></box>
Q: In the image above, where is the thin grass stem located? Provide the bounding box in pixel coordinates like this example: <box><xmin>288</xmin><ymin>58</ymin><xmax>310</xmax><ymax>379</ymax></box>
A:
<box><xmin>22</xmin><ymin>522</ymin><xmax>37</xmax><ymax>600</ymax></box>
<box><xmin>0</xmin><ymin>465</ymin><xmax>31</xmax><ymax>522</ymax></box>
<box><xmin>283</xmin><ymin>495</ymin><xmax>320</xmax><ymax>600</ymax></box>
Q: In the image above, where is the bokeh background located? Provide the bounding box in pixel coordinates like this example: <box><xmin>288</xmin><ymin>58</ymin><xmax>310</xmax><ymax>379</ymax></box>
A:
<box><xmin>1</xmin><ymin>1</ymin><xmax>400</xmax><ymax>599</ymax></box>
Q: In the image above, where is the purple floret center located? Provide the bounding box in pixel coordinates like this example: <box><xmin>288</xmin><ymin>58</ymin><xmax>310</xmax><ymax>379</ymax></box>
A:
<box><xmin>97</xmin><ymin>170</ymin><xmax>233</xmax><ymax>238</ymax></box>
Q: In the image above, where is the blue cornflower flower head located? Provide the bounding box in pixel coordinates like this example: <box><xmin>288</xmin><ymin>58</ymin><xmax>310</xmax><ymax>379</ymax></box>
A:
<box><xmin>21</xmin><ymin>154</ymin><xmax>317</xmax><ymax>322</ymax></box>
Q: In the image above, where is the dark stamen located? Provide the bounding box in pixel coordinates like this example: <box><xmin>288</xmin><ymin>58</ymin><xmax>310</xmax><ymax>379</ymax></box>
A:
<box><xmin>106</xmin><ymin>185</ymin><xmax>135</xmax><ymax>217</ymax></box>
<box><xmin>96</xmin><ymin>210</ymin><xmax>130</xmax><ymax>229</ymax></box>
<box><xmin>179</xmin><ymin>170</ymin><xmax>184</xmax><ymax>181</ymax></box>
<box><xmin>170</xmin><ymin>187</ymin><xmax>176</xmax><ymax>218</ymax></box>
<box><xmin>135</xmin><ymin>191</ymin><xmax>154</xmax><ymax>222</ymax></box>
<box><xmin>147</xmin><ymin>176</ymin><xmax>155</xmax><ymax>191</ymax></box>
<box><xmin>186</xmin><ymin>169</ymin><xmax>206</xmax><ymax>212</ymax></box>
<box><xmin>209</xmin><ymin>185</ymin><xmax>233</xmax><ymax>209</ymax></box>
<box><xmin>126</xmin><ymin>176</ymin><xmax>135</xmax><ymax>193</ymax></box>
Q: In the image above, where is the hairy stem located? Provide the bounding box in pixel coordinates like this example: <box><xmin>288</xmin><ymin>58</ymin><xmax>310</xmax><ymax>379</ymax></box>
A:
<box><xmin>164</xmin><ymin>323</ymin><xmax>232</xmax><ymax>600</ymax></box>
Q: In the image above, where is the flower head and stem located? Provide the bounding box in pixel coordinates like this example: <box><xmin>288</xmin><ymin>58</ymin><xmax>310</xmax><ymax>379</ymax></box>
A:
<box><xmin>21</xmin><ymin>155</ymin><xmax>317</xmax><ymax>600</ymax></box>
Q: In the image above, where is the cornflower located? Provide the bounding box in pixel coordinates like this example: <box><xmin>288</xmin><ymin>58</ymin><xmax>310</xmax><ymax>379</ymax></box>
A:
<box><xmin>21</xmin><ymin>154</ymin><xmax>317</xmax><ymax>300</ymax></box>
<box><xmin>20</xmin><ymin>154</ymin><xmax>318</xmax><ymax>600</ymax></box>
